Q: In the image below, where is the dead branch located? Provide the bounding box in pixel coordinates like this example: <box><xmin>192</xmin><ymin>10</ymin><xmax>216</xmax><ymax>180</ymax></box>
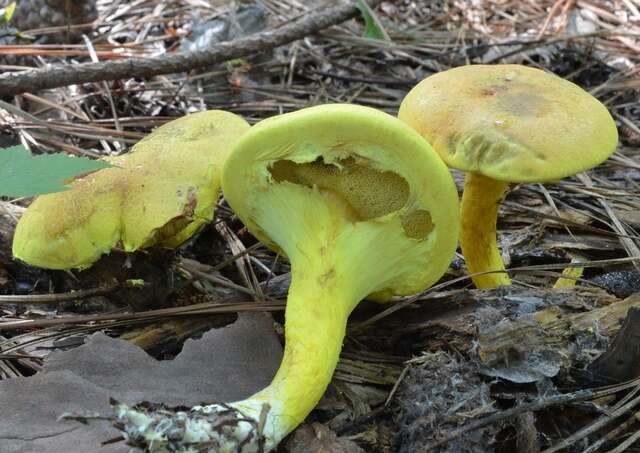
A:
<box><xmin>0</xmin><ymin>0</ymin><xmax>383</xmax><ymax>96</ymax></box>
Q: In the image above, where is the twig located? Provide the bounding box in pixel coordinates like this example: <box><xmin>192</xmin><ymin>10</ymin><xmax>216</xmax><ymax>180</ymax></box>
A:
<box><xmin>542</xmin><ymin>390</ymin><xmax>640</xmax><ymax>452</ymax></box>
<box><xmin>0</xmin><ymin>283</ymin><xmax>119</xmax><ymax>304</ymax></box>
<box><xmin>582</xmin><ymin>410</ymin><xmax>640</xmax><ymax>453</ymax></box>
<box><xmin>0</xmin><ymin>0</ymin><xmax>383</xmax><ymax>96</ymax></box>
<box><xmin>425</xmin><ymin>380</ymin><xmax>640</xmax><ymax>449</ymax></box>
<box><xmin>604</xmin><ymin>428</ymin><xmax>640</xmax><ymax>453</ymax></box>
<box><xmin>0</xmin><ymin>299</ymin><xmax>284</xmax><ymax>331</ymax></box>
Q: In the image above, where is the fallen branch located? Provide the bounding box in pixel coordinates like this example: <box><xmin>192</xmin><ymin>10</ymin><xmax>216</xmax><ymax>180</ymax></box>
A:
<box><xmin>0</xmin><ymin>0</ymin><xmax>383</xmax><ymax>96</ymax></box>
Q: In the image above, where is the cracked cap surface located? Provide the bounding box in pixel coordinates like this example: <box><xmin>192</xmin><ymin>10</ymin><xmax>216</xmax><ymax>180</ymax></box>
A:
<box><xmin>399</xmin><ymin>64</ymin><xmax>618</xmax><ymax>183</ymax></box>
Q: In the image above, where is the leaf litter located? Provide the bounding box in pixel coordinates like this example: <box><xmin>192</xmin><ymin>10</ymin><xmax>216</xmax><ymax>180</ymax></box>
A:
<box><xmin>0</xmin><ymin>0</ymin><xmax>639</xmax><ymax>452</ymax></box>
<box><xmin>0</xmin><ymin>313</ymin><xmax>282</xmax><ymax>452</ymax></box>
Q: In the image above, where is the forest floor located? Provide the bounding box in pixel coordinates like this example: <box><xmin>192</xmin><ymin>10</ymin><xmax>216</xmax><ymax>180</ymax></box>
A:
<box><xmin>1</xmin><ymin>1</ymin><xmax>640</xmax><ymax>452</ymax></box>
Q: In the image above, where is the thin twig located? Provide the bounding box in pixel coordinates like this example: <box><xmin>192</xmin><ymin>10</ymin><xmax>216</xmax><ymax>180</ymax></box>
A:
<box><xmin>0</xmin><ymin>299</ymin><xmax>284</xmax><ymax>331</ymax></box>
<box><xmin>0</xmin><ymin>283</ymin><xmax>119</xmax><ymax>304</ymax></box>
<box><xmin>425</xmin><ymin>380</ymin><xmax>640</xmax><ymax>449</ymax></box>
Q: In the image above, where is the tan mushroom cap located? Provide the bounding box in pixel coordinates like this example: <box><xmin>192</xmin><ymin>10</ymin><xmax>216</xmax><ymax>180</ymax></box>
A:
<box><xmin>399</xmin><ymin>64</ymin><xmax>618</xmax><ymax>183</ymax></box>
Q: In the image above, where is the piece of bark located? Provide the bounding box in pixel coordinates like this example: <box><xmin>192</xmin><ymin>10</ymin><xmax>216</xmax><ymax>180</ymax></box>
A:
<box><xmin>372</xmin><ymin>286</ymin><xmax>630</xmax><ymax>383</ymax></box>
<box><xmin>386</xmin><ymin>287</ymin><xmax>640</xmax><ymax>451</ymax></box>
<box><xmin>371</xmin><ymin>287</ymin><xmax>617</xmax><ymax>364</ymax></box>
<box><xmin>476</xmin><ymin>294</ymin><xmax>640</xmax><ymax>383</ymax></box>
<box><xmin>586</xmin><ymin>306</ymin><xmax>640</xmax><ymax>385</ymax></box>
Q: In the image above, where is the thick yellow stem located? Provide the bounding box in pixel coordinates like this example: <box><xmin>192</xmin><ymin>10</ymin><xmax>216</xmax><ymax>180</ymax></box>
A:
<box><xmin>251</xmin><ymin>268</ymin><xmax>354</xmax><ymax>436</ymax></box>
<box><xmin>460</xmin><ymin>173</ymin><xmax>511</xmax><ymax>288</ymax></box>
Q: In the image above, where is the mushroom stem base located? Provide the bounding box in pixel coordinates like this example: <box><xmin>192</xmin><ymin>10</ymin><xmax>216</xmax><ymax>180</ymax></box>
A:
<box><xmin>114</xmin><ymin>400</ymin><xmax>270</xmax><ymax>453</ymax></box>
<box><xmin>460</xmin><ymin>173</ymin><xmax>511</xmax><ymax>288</ymax></box>
<box><xmin>114</xmin><ymin>258</ymin><xmax>356</xmax><ymax>453</ymax></box>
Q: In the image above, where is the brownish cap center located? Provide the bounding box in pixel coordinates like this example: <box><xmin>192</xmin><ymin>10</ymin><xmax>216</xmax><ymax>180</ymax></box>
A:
<box><xmin>398</xmin><ymin>64</ymin><xmax>618</xmax><ymax>183</ymax></box>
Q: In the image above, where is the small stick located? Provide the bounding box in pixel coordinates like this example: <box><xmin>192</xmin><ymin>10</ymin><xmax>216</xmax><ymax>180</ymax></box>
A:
<box><xmin>0</xmin><ymin>282</ymin><xmax>119</xmax><ymax>304</ymax></box>
<box><xmin>425</xmin><ymin>380</ymin><xmax>640</xmax><ymax>449</ymax></box>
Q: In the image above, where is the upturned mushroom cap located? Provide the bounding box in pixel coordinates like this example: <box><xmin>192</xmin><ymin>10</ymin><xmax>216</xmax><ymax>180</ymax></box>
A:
<box><xmin>223</xmin><ymin>103</ymin><xmax>459</xmax><ymax>299</ymax></box>
<box><xmin>399</xmin><ymin>64</ymin><xmax>618</xmax><ymax>183</ymax></box>
<box><xmin>13</xmin><ymin>110</ymin><xmax>250</xmax><ymax>270</ymax></box>
<box><xmin>215</xmin><ymin>104</ymin><xmax>459</xmax><ymax>451</ymax></box>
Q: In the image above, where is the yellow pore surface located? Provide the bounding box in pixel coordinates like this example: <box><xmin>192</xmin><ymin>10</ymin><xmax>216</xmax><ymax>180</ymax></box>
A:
<box><xmin>223</xmin><ymin>103</ymin><xmax>460</xmax><ymax>299</ymax></box>
<box><xmin>399</xmin><ymin>64</ymin><xmax>618</xmax><ymax>183</ymax></box>
<box><xmin>13</xmin><ymin>110</ymin><xmax>250</xmax><ymax>269</ymax></box>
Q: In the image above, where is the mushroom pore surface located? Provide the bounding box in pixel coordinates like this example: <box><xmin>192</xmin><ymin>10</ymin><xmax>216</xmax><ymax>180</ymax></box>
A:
<box><xmin>269</xmin><ymin>157</ymin><xmax>433</xmax><ymax>239</ymax></box>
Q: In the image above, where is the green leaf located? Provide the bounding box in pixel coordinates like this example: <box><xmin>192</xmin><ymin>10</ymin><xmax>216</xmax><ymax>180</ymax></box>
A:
<box><xmin>356</xmin><ymin>0</ymin><xmax>389</xmax><ymax>41</ymax></box>
<box><xmin>0</xmin><ymin>2</ymin><xmax>16</xmax><ymax>25</ymax></box>
<box><xmin>15</xmin><ymin>31</ymin><xmax>36</xmax><ymax>40</ymax></box>
<box><xmin>0</xmin><ymin>145</ymin><xmax>111</xmax><ymax>198</ymax></box>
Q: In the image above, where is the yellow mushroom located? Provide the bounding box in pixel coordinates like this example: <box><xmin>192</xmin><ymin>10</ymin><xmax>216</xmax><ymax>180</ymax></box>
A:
<box><xmin>114</xmin><ymin>104</ymin><xmax>460</xmax><ymax>451</ymax></box>
<box><xmin>12</xmin><ymin>110</ymin><xmax>250</xmax><ymax>269</ymax></box>
<box><xmin>399</xmin><ymin>64</ymin><xmax>618</xmax><ymax>288</ymax></box>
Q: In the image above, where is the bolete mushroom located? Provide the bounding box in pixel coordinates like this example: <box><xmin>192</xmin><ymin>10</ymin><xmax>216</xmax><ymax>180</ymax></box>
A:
<box><xmin>12</xmin><ymin>110</ymin><xmax>250</xmax><ymax>270</ymax></box>
<box><xmin>398</xmin><ymin>64</ymin><xmax>618</xmax><ymax>288</ymax></box>
<box><xmin>114</xmin><ymin>104</ymin><xmax>460</xmax><ymax>451</ymax></box>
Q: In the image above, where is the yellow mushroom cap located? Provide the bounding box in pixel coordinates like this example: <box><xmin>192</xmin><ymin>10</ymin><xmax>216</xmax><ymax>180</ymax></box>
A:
<box><xmin>399</xmin><ymin>64</ymin><xmax>618</xmax><ymax>183</ymax></box>
<box><xmin>12</xmin><ymin>110</ymin><xmax>250</xmax><ymax>270</ymax></box>
<box><xmin>222</xmin><ymin>103</ymin><xmax>460</xmax><ymax>299</ymax></box>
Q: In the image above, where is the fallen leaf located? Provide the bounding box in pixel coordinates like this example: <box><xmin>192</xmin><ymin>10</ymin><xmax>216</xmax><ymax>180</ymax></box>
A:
<box><xmin>0</xmin><ymin>313</ymin><xmax>282</xmax><ymax>453</ymax></box>
<box><xmin>0</xmin><ymin>145</ymin><xmax>111</xmax><ymax>198</ymax></box>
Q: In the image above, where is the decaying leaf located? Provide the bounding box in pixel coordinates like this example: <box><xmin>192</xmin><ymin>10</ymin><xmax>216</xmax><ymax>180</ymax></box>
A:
<box><xmin>285</xmin><ymin>422</ymin><xmax>365</xmax><ymax>453</ymax></box>
<box><xmin>0</xmin><ymin>313</ymin><xmax>282</xmax><ymax>453</ymax></box>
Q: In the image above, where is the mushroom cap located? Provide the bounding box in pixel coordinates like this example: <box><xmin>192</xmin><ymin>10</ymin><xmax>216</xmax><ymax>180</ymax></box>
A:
<box><xmin>398</xmin><ymin>64</ymin><xmax>618</xmax><ymax>183</ymax></box>
<box><xmin>222</xmin><ymin>104</ymin><xmax>459</xmax><ymax>299</ymax></box>
<box><xmin>12</xmin><ymin>110</ymin><xmax>250</xmax><ymax>270</ymax></box>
